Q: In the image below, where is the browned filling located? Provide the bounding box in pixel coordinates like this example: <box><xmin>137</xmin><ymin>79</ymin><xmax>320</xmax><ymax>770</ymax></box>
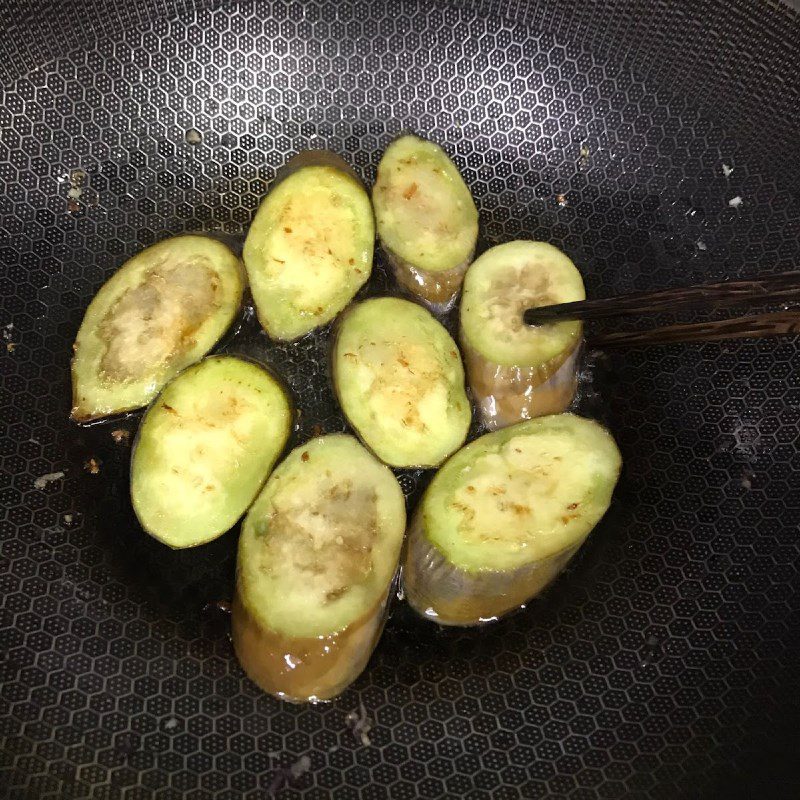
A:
<box><xmin>99</xmin><ymin>259</ymin><xmax>220</xmax><ymax>382</ymax></box>
<box><xmin>263</xmin><ymin>481</ymin><xmax>379</xmax><ymax>604</ymax></box>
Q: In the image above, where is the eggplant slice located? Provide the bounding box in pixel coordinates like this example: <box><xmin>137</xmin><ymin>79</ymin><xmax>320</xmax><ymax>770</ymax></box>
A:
<box><xmin>373</xmin><ymin>135</ymin><xmax>478</xmax><ymax>311</ymax></box>
<box><xmin>71</xmin><ymin>234</ymin><xmax>244</xmax><ymax>422</ymax></box>
<box><xmin>233</xmin><ymin>434</ymin><xmax>406</xmax><ymax>702</ymax></box>
<box><xmin>332</xmin><ymin>296</ymin><xmax>471</xmax><ymax>468</ymax></box>
<box><xmin>460</xmin><ymin>240</ymin><xmax>586</xmax><ymax>430</ymax></box>
<box><xmin>242</xmin><ymin>150</ymin><xmax>374</xmax><ymax>341</ymax></box>
<box><xmin>130</xmin><ymin>356</ymin><xmax>292</xmax><ymax>549</ymax></box>
<box><xmin>402</xmin><ymin>414</ymin><xmax>622</xmax><ymax>626</ymax></box>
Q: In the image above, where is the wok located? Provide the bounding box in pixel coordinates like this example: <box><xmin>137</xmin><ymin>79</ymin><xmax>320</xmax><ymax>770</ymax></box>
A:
<box><xmin>1</xmin><ymin>0</ymin><xmax>799</xmax><ymax>797</ymax></box>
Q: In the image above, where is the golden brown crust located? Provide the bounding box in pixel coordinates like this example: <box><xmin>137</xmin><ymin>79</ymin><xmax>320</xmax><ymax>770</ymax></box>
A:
<box><xmin>383</xmin><ymin>244</ymin><xmax>473</xmax><ymax>312</ymax></box>
<box><xmin>402</xmin><ymin>510</ymin><xmax>580</xmax><ymax>626</ymax></box>
<box><xmin>460</xmin><ymin>333</ymin><xmax>581</xmax><ymax>430</ymax></box>
<box><xmin>231</xmin><ymin>588</ymin><xmax>389</xmax><ymax>702</ymax></box>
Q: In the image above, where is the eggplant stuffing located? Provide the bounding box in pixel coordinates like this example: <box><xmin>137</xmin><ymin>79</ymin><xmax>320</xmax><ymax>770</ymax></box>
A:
<box><xmin>373</xmin><ymin>135</ymin><xmax>478</xmax><ymax>311</ymax></box>
<box><xmin>243</xmin><ymin>150</ymin><xmax>374</xmax><ymax>341</ymax></box>
<box><xmin>233</xmin><ymin>434</ymin><xmax>406</xmax><ymax>702</ymax></box>
<box><xmin>332</xmin><ymin>297</ymin><xmax>471</xmax><ymax>468</ymax></box>
<box><xmin>460</xmin><ymin>240</ymin><xmax>586</xmax><ymax>429</ymax></box>
<box><xmin>71</xmin><ymin>234</ymin><xmax>244</xmax><ymax>422</ymax></box>
<box><xmin>402</xmin><ymin>413</ymin><xmax>621</xmax><ymax>626</ymax></box>
<box><xmin>130</xmin><ymin>356</ymin><xmax>292</xmax><ymax>548</ymax></box>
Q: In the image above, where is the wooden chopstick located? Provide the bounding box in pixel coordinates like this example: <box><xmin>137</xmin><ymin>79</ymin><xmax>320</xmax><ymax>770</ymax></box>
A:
<box><xmin>590</xmin><ymin>310</ymin><xmax>800</xmax><ymax>348</ymax></box>
<box><xmin>523</xmin><ymin>271</ymin><xmax>800</xmax><ymax>326</ymax></box>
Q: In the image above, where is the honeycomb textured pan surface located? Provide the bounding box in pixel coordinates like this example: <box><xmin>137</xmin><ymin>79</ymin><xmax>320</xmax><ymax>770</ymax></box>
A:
<box><xmin>0</xmin><ymin>1</ymin><xmax>799</xmax><ymax>798</ymax></box>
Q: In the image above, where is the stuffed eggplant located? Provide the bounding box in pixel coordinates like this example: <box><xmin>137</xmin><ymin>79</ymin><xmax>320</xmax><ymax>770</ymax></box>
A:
<box><xmin>332</xmin><ymin>297</ymin><xmax>471</xmax><ymax>468</ymax></box>
<box><xmin>373</xmin><ymin>135</ymin><xmax>478</xmax><ymax>311</ymax></box>
<box><xmin>402</xmin><ymin>414</ymin><xmax>621</xmax><ymax>626</ymax></box>
<box><xmin>243</xmin><ymin>150</ymin><xmax>374</xmax><ymax>341</ymax></box>
<box><xmin>232</xmin><ymin>434</ymin><xmax>406</xmax><ymax>702</ymax></box>
<box><xmin>130</xmin><ymin>356</ymin><xmax>292</xmax><ymax>549</ymax></box>
<box><xmin>460</xmin><ymin>241</ymin><xmax>586</xmax><ymax>430</ymax></box>
<box><xmin>71</xmin><ymin>234</ymin><xmax>244</xmax><ymax>422</ymax></box>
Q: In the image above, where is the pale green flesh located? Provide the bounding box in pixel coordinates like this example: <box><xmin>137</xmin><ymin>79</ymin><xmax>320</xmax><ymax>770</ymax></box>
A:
<box><xmin>423</xmin><ymin>414</ymin><xmax>621</xmax><ymax>572</ymax></box>
<box><xmin>373</xmin><ymin>135</ymin><xmax>478</xmax><ymax>273</ymax></box>
<box><xmin>237</xmin><ymin>434</ymin><xmax>406</xmax><ymax>638</ymax></box>
<box><xmin>243</xmin><ymin>164</ymin><xmax>374</xmax><ymax>340</ymax></box>
<box><xmin>71</xmin><ymin>235</ymin><xmax>243</xmax><ymax>422</ymax></box>
<box><xmin>131</xmin><ymin>356</ymin><xmax>292</xmax><ymax>549</ymax></box>
<box><xmin>461</xmin><ymin>241</ymin><xmax>585</xmax><ymax>367</ymax></box>
<box><xmin>333</xmin><ymin>297</ymin><xmax>472</xmax><ymax>468</ymax></box>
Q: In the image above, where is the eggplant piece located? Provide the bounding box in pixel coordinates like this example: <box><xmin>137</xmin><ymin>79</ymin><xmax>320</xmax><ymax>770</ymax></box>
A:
<box><xmin>402</xmin><ymin>413</ymin><xmax>621</xmax><ymax>626</ymax></box>
<box><xmin>232</xmin><ymin>434</ymin><xmax>406</xmax><ymax>702</ymax></box>
<box><xmin>130</xmin><ymin>356</ymin><xmax>292</xmax><ymax>549</ymax></box>
<box><xmin>332</xmin><ymin>297</ymin><xmax>471</xmax><ymax>468</ymax></box>
<box><xmin>71</xmin><ymin>234</ymin><xmax>244</xmax><ymax>422</ymax></box>
<box><xmin>242</xmin><ymin>150</ymin><xmax>374</xmax><ymax>341</ymax></box>
<box><xmin>373</xmin><ymin>135</ymin><xmax>478</xmax><ymax>311</ymax></box>
<box><xmin>460</xmin><ymin>240</ymin><xmax>586</xmax><ymax>430</ymax></box>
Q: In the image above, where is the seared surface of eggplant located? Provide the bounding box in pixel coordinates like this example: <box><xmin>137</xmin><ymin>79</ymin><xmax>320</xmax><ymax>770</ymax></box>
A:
<box><xmin>402</xmin><ymin>414</ymin><xmax>621</xmax><ymax>625</ymax></box>
<box><xmin>332</xmin><ymin>297</ymin><xmax>471</xmax><ymax>468</ymax></box>
<box><xmin>373</xmin><ymin>135</ymin><xmax>478</xmax><ymax>310</ymax></box>
<box><xmin>233</xmin><ymin>434</ymin><xmax>405</xmax><ymax>702</ymax></box>
<box><xmin>71</xmin><ymin>235</ymin><xmax>243</xmax><ymax>422</ymax></box>
<box><xmin>130</xmin><ymin>356</ymin><xmax>292</xmax><ymax>549</ymax></box>
<box><xmin>460</xmin><ymin>241</ymin><xmax>585</xmax><ymax>429</ymax></box>
<box><xmin>243</xmin><ymin>151</ymin><xmax>374</xmax><ymax>341</ymax></box>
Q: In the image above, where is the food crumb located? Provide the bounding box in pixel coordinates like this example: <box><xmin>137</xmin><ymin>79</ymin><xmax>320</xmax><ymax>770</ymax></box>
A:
<box><xmin>110</xmin><ymin>429</ymin><xmax>130</xmax><ymax>445</ymax></box>
<box><xmin>345</xmin><ymin>701</ymin><xmax>373</xmax><ymax>747</ymax></box>
<box><xmin>741</xmin><ymin>468</ymin><xmax>754</xmax><ymax>490</ymax></box>
<box><xmin>697</xmin><ymin>240</ymin><xmax>707</xmax><ymax>251</ymax></box>
<box><xmin>290</xmin><ymin>755</ymin><xmax>311</xmax><ymax>779</ymax></box>
<box><xmin>6</xmin><ymin>342</ymin><xmax>15</xmax><ymax>353</ymax></box>
<box><xmin>185</xmin><ymin>128</ymin><xmax>203</xmax><ymax>145</ymax></box>
<box><xmin>34</xmin><ymin>471</ymin><xmax>65</xmax><ymax>490</ymax></box>
<box><xmin>2</xmin><ymin>323</ymin><xmax>13</xmax><ymax>340</ymax></box>
<box><xmin>722</xmin><ymin>163</ymin><xmax>734</xmax><ymax>177</ymax></box>
<box><xmin>84</xmin><ymin>458</ymin><xmax>101</xmax><ymax>475</ymax></box>
<box><xmin>728</xmin><ymin>195</ymin><xmax>743</xmax><ymax>208</ymax></box>
<box><xmin>556</xmin><ymin>193</ymin><xmax>568</xmax><ymax>206</ymax></box>
<box><xmin>66</xmin><ymin>169</ymin><xmax>87</xmax><ymax>212</ymax></box>
<box><xmin>164</xmin><ymin>717</ymin><xmax>178</xmax><ymax>730</ymax></box>
<box><xmin>63</xmin><ymin>514</ymin><xmax>73</xmax><ymax>524</ymax></box>
<box><xmin>311</xmin><ymin>424</ymin><xmax>324</xmax><ymax>437</ymax></box>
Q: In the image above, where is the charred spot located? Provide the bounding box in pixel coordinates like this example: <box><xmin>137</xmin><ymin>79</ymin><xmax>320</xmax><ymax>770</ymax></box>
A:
<box><xmin>324</xmin><ymin>586</ymin><xmax>348</xmax><ymax>603</ymax></box>
<box><xmin>402</xmin><ymin>182</ymin><xmax>419</xmax><ymax>200</ymax></box>
<box><xmin>301</xmin><ymin>451</ymin><xmax>310</xmax><ymax>462</ymax></box>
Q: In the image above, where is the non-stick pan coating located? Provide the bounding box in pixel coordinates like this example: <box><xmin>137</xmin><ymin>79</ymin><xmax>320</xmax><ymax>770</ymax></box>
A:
<box><xmin>1</xmin><ymin>1</ymin><xmax>799</xmax><ymax>798</ymax></box>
